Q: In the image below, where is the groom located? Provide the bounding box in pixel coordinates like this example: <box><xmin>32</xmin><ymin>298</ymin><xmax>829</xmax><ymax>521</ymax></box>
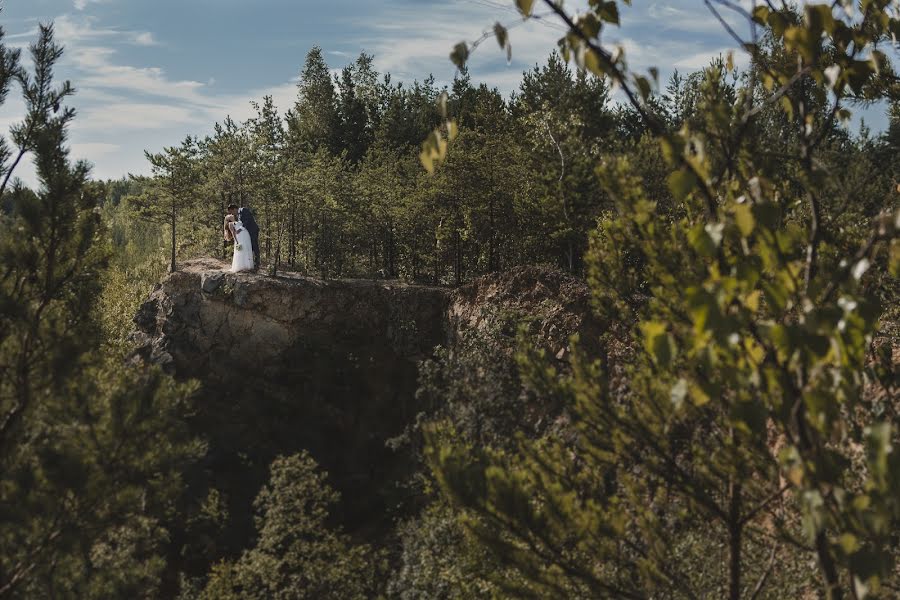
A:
<box><xmin>228</xmin><ymin>204</ymin><xmax>260</xmax><ymax>269</ymax></box>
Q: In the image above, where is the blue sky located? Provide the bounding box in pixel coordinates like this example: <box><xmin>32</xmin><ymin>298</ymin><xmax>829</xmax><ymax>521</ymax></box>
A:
<box><xmin>0</xmin><ymin>0</ymin><xmax>892</xmax><ymax>185</ymax></box>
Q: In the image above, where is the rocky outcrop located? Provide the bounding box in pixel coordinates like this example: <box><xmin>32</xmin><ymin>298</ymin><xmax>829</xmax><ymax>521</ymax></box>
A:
<box><xmin>130</xmin><ymin>258</ymin><xmax>600</xmax><ymax>536</ymax></box>
<box><xmin>132</xmin><ymin>259</ymin><xmax>598</xmax><ymax>378</ymax></box>
<box><xmin>131</xmin><ymin>258</ymin><xmax>450</xmax><ymax>381</ymax></box>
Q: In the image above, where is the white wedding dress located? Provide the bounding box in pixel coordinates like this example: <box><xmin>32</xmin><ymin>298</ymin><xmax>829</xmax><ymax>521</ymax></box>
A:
<box><xmin>230</xmin><ymin>220</ymin><xmax>255</xmax><ymax>272</ymax></box>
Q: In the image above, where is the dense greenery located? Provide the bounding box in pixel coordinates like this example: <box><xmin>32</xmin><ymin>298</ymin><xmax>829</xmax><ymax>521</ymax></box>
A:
<box><xmin>0</xmin><ymin>24</ymin><xmax>201</xmax><ymax>598</ymax></box>
<box><xmin>2</xmin><ymin>0</ymin><xmax>898</xmax><ymax>597</ymax></box>
<box><xmin>189</xmin><ymin>452</ymin><xmax>386</xmax><ymax>600</ymax></box>
<box><xmin>424</xmin><ymin>2</ymin><xmax>900</xmax><ymax>600</ymax></box>
<box><xmin>125</xmin><ymin>48</ymin><xmax>626</xmax><ymax>282</ymax></box>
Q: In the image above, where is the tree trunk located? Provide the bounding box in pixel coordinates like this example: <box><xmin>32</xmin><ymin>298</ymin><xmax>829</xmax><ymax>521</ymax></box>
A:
<box><xmin>388</xmin><ymin>220</ymin><xmax>395</xmax><ymax>277</ymax></box>
<box><xmin>169</xmin><ymin>204</ymin><xmax>177</xmax><ymax>273</ymax></box>
<box><xmin>434</xmin><ymin>235</ymin><xmax>440</xmax><ymax>284</ymax></box>
<box><xmin>728</xmin><ymin>479</ymin><xmax>742</xmax><ymax>600</ymax></box>
<box><xmin>488</xmin><ymin>194</ymin><xmax>495</xmax><ymax>272</ymax></box>
<box><xmin>264</xmin><ymin>192</ymin><xmax>271</xmax><ymax>262</ymax></box>
<box><xmin>221</xmin><ymin>190</ymin><xmax>227</xmax><ymax>259</ymax></box>
<box><xmin>289</xmin><ymin>207</ymin><xmax>295</xmax><ymax>267</ymax></box>
<box><xmin>489</xmin><ymin>150</ymin><xmax>496</xmax><ymax>272</ymax></box>
<box><xmin>454</xmin><ymin>229</ymin><xmax>461</xmax><ymax>287</ymax></box>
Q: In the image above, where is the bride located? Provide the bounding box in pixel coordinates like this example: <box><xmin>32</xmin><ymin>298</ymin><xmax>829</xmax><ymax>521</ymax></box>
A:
<box><xmin>224</xmin><ymin>214</ymin><xmax>255</xmax><ymax>272</ymax></box>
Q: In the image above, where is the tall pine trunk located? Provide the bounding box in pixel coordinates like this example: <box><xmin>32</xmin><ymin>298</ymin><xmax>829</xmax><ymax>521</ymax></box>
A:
<box><xmin>169</xmin><ymin>202</ymin><xmax>177</xmax><ymax>273</ymax></box>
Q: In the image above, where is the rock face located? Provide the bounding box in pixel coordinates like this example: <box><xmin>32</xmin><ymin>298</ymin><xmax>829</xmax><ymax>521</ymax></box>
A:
<box><xmin>131</xmin><ymin>258</ymin><xmax>599</xmax><ymax>537</ymax></box>
<box><xmin>132</xmin><ymin>259</ymin><xmax>601</xmax><ymax>388</ymax></box>
<box><xmin>132</xmin><ymin>258</ymin><xmax>450</xmax><ymax>381</ymax></box>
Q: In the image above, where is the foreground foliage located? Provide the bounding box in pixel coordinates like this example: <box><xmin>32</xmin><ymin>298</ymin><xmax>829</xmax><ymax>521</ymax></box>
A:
<box><xmin>191</xmin><ymin>453</ymin><xmax>385</xmax><ymax>600</ymax></box>
<box><xmin>0</xmin><ymin>24</ymin><xmax>200</xmax><ymax>599</ymax></box>
<box><xmin>2</xmin><ymin>1</ymin><xmax>899</xmax><ymax>597</ymax></box>
<box><xmin>426</xmin><ymin>1</ymin><xmax>900</xmax><ymax>599</ymax></box>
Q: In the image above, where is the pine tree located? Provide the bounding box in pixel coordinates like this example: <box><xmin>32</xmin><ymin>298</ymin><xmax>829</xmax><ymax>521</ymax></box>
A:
<box><xmin>249</xmin><ymin>95</ymin><xmax>285</xmax><ymax>264</ymax></box>
<box><xmin>337</xmin><ymin>65</ymin><xmax>369</xmax><ymax>163</ymax></box>
<box><xmin>140</xmin><ymin>137</ymin><xmax>200</xmax><ymax>272</ymax></box>
<box><xmin>290</xmin><ymin>46</ymin><xmax>340</xmax><ymax>155</ymax></box>
<box><xmin>0</xmin><ymin>24</ymin><xmax>200</xmax><ymax>598</ymax></box>
<box><xmin>198</xmin><ymin>453</ymin><xmax>384</xmax><ymax>600</ymax></box>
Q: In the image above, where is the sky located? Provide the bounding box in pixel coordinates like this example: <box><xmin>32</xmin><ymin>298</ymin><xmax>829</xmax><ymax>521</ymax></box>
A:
<box><xmin>0</xmin><ymin>0</ymin><xmax>892</xmax><ymax>187</ymax></box>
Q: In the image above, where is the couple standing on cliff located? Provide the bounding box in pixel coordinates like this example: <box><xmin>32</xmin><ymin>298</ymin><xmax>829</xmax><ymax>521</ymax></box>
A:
<box><xmin>223</xmin><ymin>204</ymin><xmax>260</xmax><ymax>273</ymax></box>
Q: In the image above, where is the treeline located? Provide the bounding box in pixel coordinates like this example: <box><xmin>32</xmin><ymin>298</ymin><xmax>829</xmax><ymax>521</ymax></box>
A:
<box><xmin>127</xmin><ymin>48</ymin><xmax>615</xmax><ymax>281</ymax></box>
<box><xmin>127</xmin><ymin>45</ymin><xmax>899</xmax><ymax>284</ymax></box>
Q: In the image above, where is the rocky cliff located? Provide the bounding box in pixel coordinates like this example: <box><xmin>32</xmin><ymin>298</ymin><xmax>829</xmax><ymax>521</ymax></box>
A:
<box><xmin>131</xmin><ymin>258</ymin><xmax>600</xmax><ymax>541</ymax></box>
<box><xmin>132</xmin><ymin>258</ymin><xmax>597</xmax><ymax>376</ymax></box>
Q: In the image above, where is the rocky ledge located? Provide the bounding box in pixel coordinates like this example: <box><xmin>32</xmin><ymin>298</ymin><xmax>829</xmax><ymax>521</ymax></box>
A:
<box><xmin>131</xmin><ymin>258</ymin><xmax>451</xmax><ymax>380</ymax></box>
<box><xmin>129</xmin><ymin>257</ymin><xmax>600</xmax><ymax>534</ymax></box>
<box><xmin>131</xmin><ymin>257</ymin><xmax>599</xmax><ymax>382</ymax></box>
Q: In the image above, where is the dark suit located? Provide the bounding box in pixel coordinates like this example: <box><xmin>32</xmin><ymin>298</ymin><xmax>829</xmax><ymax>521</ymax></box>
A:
<box><xmin>239</xmin><ymin>207</ymin><xmax>260</xmax><ymax>267</ymax></box>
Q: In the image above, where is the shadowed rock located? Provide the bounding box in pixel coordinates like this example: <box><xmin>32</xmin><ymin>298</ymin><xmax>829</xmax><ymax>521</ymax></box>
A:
<box><xmin>130</xmin><ymin>257</ymin><xmax>600</xmax><ymax>545</ymax></box>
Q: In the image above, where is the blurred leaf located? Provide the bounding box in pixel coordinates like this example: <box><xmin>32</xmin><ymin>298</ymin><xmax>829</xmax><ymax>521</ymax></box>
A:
<box><xmin>667</xmin><ymin>168</ymin><xmax>697</xmax><ymax>202</ymax></box>
<box><xmin>515</xmin><ymin>0</ymin><xmax>535</xmax><ymax>17</ymax></box>
<box><xmin>734</xmin><ymin>203</ymin><xmax>755</xmax><ymax>237</ymax></box>
<box><xmin>450</xmin><ymin>42</ymin><xmax>469</xmax><ymax>69</ymax></box>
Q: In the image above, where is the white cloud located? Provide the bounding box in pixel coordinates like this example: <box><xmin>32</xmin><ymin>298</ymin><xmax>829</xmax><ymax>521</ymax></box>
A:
<box><xmin>73</xmin><ymin>102</ymin><xmax>199</xmax><ymax>131</ymax></box>
<box><xmin>70</xmin><ymin>141</ymin><xmax>120</xmax><ymax>157</ymax></box>
<box><xmin>74</xmin><ymin>0</ymin><xmax>111</xmax><ymax>11</ymax></box>
<box><xmin>354</xmin><ymin>4</ymin><xmax>566</xmax><ymax>94</ymax></box>
<box><xmin>133</xmin><ymin>32</ymin><xmax>158</xmax><ymax>46</ymax></box>
<box><xmin>54</xmin><ymin>14</ymin><xmax>158</xmax><ymax>50</ymax></box>
<box><xmin>206</xmin><ymin>80</ymin><xmax>300</xmax><ymax>124</ymax></box>
<box><xmin>644</xmin><ymin>2</ymin><xmax>744</xmax><ymax>35</ymax></box>
<box><xmin>673</xmin><ymin>47</ymin><xmax>751</xmax><ymax>71</ymax></box>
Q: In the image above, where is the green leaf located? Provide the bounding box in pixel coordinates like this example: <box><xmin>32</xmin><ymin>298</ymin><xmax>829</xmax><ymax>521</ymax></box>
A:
<box><xmin>751</xmin><ymin>5</ymin><xmax>770</xmax><ymax>24</ymax></box>
<box><xmin>576</xmin><ymin>13</ymin><xmax>601</xmax><ymax>38</ymax></box>
<box><xmin>420</xmin><ymin>148</ymin><xmax>435</xmax><ymax>174</ymax></box>
<box><xmin>515</xmin><ymin>0</ymin><xmax>535</xmax><ymax>16</ymax></box>
<box><xmin>634</xmin><ymin>75</ymin><xmax>652</xmax><ymax>100</ymax></box>
<box><xmin>494</xmin><ymin>23</ymin><xmax>512</xmax><ymax>62</ymax></box>
<box><xmin>667</xmin><ymin>168</ymin><xmax>697</xmax><ymax>202</ymax></box>
<box><xmin>640</xmin><ymin>321</ymin><xmax>676</xmax><ymax>367</ymax></box>
<box><xmin>494</xmin><ymin>22</ymin><xmax>508</xmax><ymax>49</ymax></box>
<box><xmin>768</xmin><ymin>11</ymin><xmax>788</xmax><ymax>38</ymax></box>
<box><xmin>596</xmin><ymin>0</ymin><xmax>620</xmax><ymax>25</ymax></box>
<box><xmin>584</xmin><ymin>49</ymin><xmax>605</xmax><ymax>76</ymax></box>
<box><xmin>734</xmin><ymin>202</ymin><xmax>755</xmax><ymax>237</ymax></box>
<box><xmin>784</xmin><ymin>25</ymin><xmax>816</xmax><ymax>63</ymax></box>
<box><xmin>688</xmin><ymin>223</ymin><xmax>716</xmax><ymax>257</ymax></box>
<box><xmin>805</xmin><ymin>3</ymin><xmax>836</xmax><ymax>35</ymax></box>
<box><xmin>889</xmin><ymin>239</ymin><xmax>899</xmax><ymax>278</ymax></box>
<box><xmin>690</xmin><ymin>383</ymin><xmax>711</xmax><ymax>407</ymax></box>
<box><xmin>450</xmin><ymin>42</ymin><xmax>469</xmax><ymax>69</ymax></box>
<box><xmin>840</xmin><ymin>533</ymin><xmax>860</xmax><ymax>554</ymax></box>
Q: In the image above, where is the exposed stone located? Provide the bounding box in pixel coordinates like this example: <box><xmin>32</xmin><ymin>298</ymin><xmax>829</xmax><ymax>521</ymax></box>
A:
<box><xmin>201</xmin><ymin>271</ymin><xmax>224</xmax><ymax>294</ymax></box>
<box><xmin>129</xmin><ymin>257</ymin><xmax>601</xmax><ymax>535</ymax></box>
<box><xmin>132</xmin><ymin>259</ymin><xmax>601</xmax><ymax>384</ymax></box>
